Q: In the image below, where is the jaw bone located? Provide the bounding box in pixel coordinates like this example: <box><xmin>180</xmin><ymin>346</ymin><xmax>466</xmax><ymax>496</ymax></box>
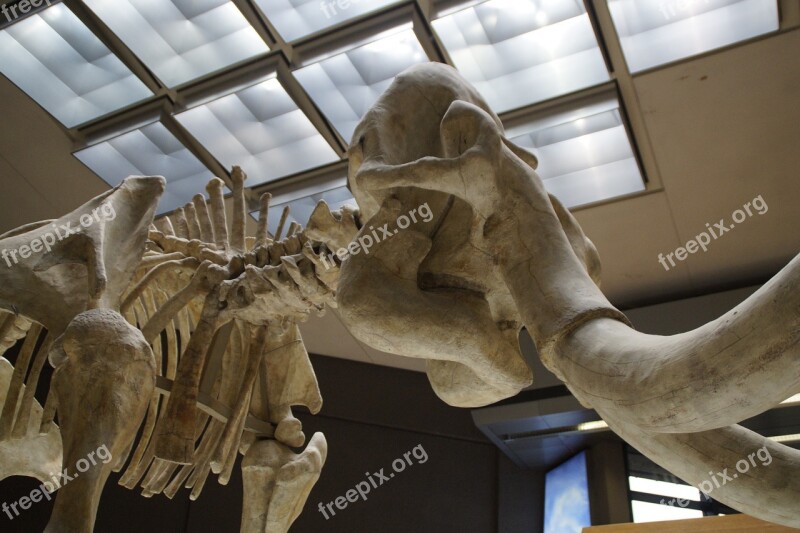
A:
<box><xmin>336</xmin><ymin>62</ymin><xmax>800</xmax><ymax>527</ymax></box>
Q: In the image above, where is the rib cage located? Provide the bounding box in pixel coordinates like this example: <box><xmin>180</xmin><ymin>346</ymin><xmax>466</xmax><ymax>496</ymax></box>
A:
<box><xmin>0</xmin><ymin>165</ymin><xmax>359</xmax><ymax>501</ymax></box>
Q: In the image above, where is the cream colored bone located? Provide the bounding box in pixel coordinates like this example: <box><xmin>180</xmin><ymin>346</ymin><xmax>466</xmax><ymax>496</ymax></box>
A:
<box><xmin>240</xmin><ymin>432</ymin><xmax>327</xmax><ymax>533</ymax></box>
<box><xmin>0</xmin><ymin>357</ymin><xmax>62</xmax><ymax>483</ymax></box>
<box><xmin>119</xmin><ymin>169</ymin><xmax>330</xmax><ymax>530</ymax></box>
<box><xmin>45</xmin><ymin>309</ymin><xmax>155</xmax><ymax>533</ymax></box>
<box><xmin>0</xmin><ymin>176</ymin><xmax>165</xmax><ymax>334</ymax></box>
<box><xmin>0</xmin><ymin>169</ymin><xmax>331</xmax><ymax>531</ymax></box>
<box><xmin>337</xmin><ymin>62</ymin><xmax>800</xmax><ymax>528</ymax></box>
<box><xmin>0</xmin><ymin>177</ymin><xmax>164</xmax><ymax>528</ymax></box>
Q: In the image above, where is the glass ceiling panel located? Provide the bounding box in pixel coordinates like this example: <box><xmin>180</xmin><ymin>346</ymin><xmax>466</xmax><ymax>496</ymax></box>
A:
<box><xmin>0</xmin><ymin>3</ymin><xmax>152</xmax><ymax>127</ymax></box>
<box><xmin>254</xmin><ymin>0</ymin><xmax>400</xmax><ymax>42</ymax></box>
<box><xmin>75</xmin><ymin>121</ymin><xmax>215</xmax><ymax>215</ymax></box>
<box><xmin>506</xmin><ymin>96</ymin><xmax>645</xmax><ymax>208</ymax></box>
<box><xmin>433</xmin><ymin>0</ymin><xmax>609</xmax><ymax>113</ymax></box>
<box><xmin>607</xmin><ymin>0</ymin><xmax>779</xmax><ymax>73</ymax></box>
<box><xmin>293</xmin><ymin>27</ymin><xmax>428</xmax><ymax>143</ymax></box>
<box><xmin>175</xmin><ymin>77</ymin><xmax>339</xmax><ymax>187</ymax></box>
<box><xmin>255</xmin><ymin>184</ymin><xmax>356</xmax><ymax>235</ymax></box>
<box><xmin>83</xmin><ymin>0</ymin><xmax>269</xmax><ymax>87</ymax></box>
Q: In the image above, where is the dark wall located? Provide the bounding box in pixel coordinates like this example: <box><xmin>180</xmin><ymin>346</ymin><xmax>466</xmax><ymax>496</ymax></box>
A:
<box><xmin>587</xmin><ymin>440</ymin><xmax>631</xmax><ymax>526</ymax></box>
<box><xmin>1</xmin><ymin>354</ymin><xmax>516</xmax><ymax>533</ymax></box>
<box><xmin>497</xmin><ymin>454</ymin><xmax>544</xmax><ymax>533</ymax></box>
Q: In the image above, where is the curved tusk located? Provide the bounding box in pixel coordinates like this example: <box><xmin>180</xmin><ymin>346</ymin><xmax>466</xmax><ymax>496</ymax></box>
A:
<box><xmin>600</xmin><ymin>408</ymin><xmax>800</xmax><ymax>528</ymax></box>
<box><xmin>557</xmin><ymin>254</ymin><xmax>800</xmax><ymax>432</ymax></box>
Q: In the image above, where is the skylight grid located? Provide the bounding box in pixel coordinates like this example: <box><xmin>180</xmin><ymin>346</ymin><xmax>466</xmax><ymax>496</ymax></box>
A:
<box><xmin>433</xmin><ymin>0</ymin><xmax>609</xmax><ymax>112</ymax></box>
<box><xmin>293</xmin><ymin>28</ymin><xmax>428</xmax><ymax>142</ymax></box>
<box><xmin>0</xmin><ymin>3</ymin><xmax>152</xmax><ymax>127</ymax></box>
<box><xmin>175</xmin><ymin>78</ymin><xmax>339</xmax><ymax>187</ymax></box>
<box><xmin>253</xmin><ymin>0</ymin><xmax>400</xmax><ymax>42</ymax></box>
<box><xmin>507</xmin><ymin>104</ymin><xmax>645</xmax><ymax>207</ymax></box>
<box><xmin>607</xmin><ymin>0</ymin><xmax>779</xmax><ymax>72</ymax></box>
<box><xmin>83</xmin><ymin>0</ymin><xmax>269</xmax><ymax>87</ymax></box>
<box><xmin>75</xmin><ymin>122</ymin><xmax>216</xmax><ymax>214</ymax></box>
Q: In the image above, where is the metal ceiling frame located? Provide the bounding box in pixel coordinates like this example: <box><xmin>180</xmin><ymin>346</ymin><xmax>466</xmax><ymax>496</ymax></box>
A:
<box><xmin>2</xmin><ymin>0</ymin><xmax>795</xmax><ymax>216</ymax></box>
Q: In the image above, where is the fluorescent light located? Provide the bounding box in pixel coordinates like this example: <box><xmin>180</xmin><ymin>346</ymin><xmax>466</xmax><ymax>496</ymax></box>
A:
<box><xmin>607</xmin><ymin>0</ymin><xmax>779</xmax><ymax>73</ymax></box>
<box><xmin>576</xmin><ymin>420</ymin><xmax>608</xmax><ymax>431</ymax></box>
<box><xmin>175</xmin><ymin>77</ymin><xmax>339</xmax><ymax>187</ymax></box>
<box><xmin>0</xmin><ymin>3</ymin><xmax>152</xmax><ymax>127</ymax></box>
<box><xmin>628</xmin><ymin>476</ymin><xmax>701</xmax><ymax>501</ymax></box>
<box><xmin>83</xmin><ymin>0</ymin><xmax>269</xmax><ymax>87</ymax></box>
<box><xmin>505</xmin><ymin>95</ymin><xmax>645</xmax><ymax>208</ymax></box>
<box><xmin>253</xmin><ymin>0</ymin><xmax>400</xmax><ymax>42</ymax></box>
<box><xmin>75</xmin><ymin>122</ymin><xmax>215</xmax><ymax>214</ymax></box>
<box><xmin>432</xmin><ymin>0</ymin><xmax>609</xmax><ymax>112</ymax></box>
<box><xmin>293</xmin><ymin>28</ymin><xmax>428</xmax><ymax>142</ymax></box>
<box><xmin>781</xmin><ymin>394</ymin><xmax>800</xmax><ymax>405</ymax></box>
<box><xmin>769</xmin><ymin>434</ymin><xmax>800</xmax><ymax>443</ymax></box>
<box><xmin>631</xmin><ymin>500</ymin><xmax>703</xmax><ymax>523</ymax></box>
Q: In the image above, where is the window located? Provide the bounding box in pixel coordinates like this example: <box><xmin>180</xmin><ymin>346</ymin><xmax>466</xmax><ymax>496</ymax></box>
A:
<box><xmin>504</xmin><ymin>91</ymin><xmax>645</xmax><ymax>208</ymax></box>
<box><xmin>433</xmin><ymin>0</ymin><xmax>609</xmax><ymax>112</ymax></box>
<box><xmin>75</xmin><ymin>121</ymin><xmax>215</xmax><ymax>214</ymax></box>
<box><xmin>175</xmin><ymin>76</ymin><xmax>339</xmax><ymax>187</ymax></box>
<box><xmin>83</xmin><ymin>0</ymin><xmax>269</xmax><ymax>87</ymax></box>
<box><xmin>607</xmin><ymin>0</ymin><xmax>779</xmax><ymax>72</ymax></box>
<box><xmin>628</xmin><ymin>476</ymin><xmax>704</xmax><ymax>522</ymax></box>
<box><xmin>544</xmin><ymin>451</ymin><xmax>591</xmax><ymax>533</ymax></box>
<box><xmin>254</xmin><ymin>0</ymin><xmax>401</xmax><ymax>42</ymax></box>
<box><xmin>0</xmin><ymin>2</ymin><xmax>152</xmax><ymax>127</ymax></box>
<box><xmin>293</xmin><ymin>27</ymin><xmax>429</xmax><ymax>142</ymax></box>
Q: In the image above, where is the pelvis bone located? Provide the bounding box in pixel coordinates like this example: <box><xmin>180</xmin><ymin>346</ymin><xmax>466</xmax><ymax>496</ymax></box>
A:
<box><xmin>0</xmin><ymin>176</ymin><xmax>165</xmax><ymax>335</ymax></box>
<box><xmin>336</xmin><ymin>62</ymin><xmax>800</xmax><ymax>528</ymax></box>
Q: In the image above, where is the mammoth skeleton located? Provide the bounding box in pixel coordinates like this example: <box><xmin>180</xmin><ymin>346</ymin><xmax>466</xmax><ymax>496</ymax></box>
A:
<box><xmin>0</xmin><ymin>60</ymin><xmax>797</xmax><ymax>531</ymax></box>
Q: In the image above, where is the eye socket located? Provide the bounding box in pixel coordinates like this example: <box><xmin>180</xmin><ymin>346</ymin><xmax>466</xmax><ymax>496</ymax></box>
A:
<box><xmin>347</xmin><ymin>135</ymin><xmax>365</xmax><ymax>160</ymax></box>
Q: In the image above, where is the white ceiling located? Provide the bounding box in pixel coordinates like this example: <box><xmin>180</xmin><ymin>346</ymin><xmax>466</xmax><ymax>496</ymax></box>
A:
<box><xmin>0</xmin><ymin>24</ymin><xmax>798</xmax><ymax>377</ymax></box>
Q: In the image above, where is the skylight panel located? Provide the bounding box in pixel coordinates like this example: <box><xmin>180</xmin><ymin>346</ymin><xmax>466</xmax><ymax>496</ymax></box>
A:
<box><xmin>505</xmin><ymin>95</ymin><xmax>645</xmax><ymax>208</ymax></box>
<box><xmin>75</xmin><ymin>121</ymin><xmax>215</xmax><ymax>214</ymax></box>
<box><xmin>174</xmin><ymin>77</ymin><xmax>340</xmax><ymax>187</ymax></box>
<box><xmin>0</xmin><ymin>2</ymin><xmax>152</xmax><ymax>127</ymax></box>
<box><xmin>254</xmin><ymin>0</ymin><xmax>400</xmax><ymax>42</ymax></box>
<box><xmin>257</xmin><ymin>184</ymin><xmax>356</xmax><ymax>235</ymax></box>
<box><xmin>607</xmin><ymin>0</ymin><xmax>779</xmax><ymax>72</ymax></box>
<box><xmin>433</xmin><ymin>0</ymin><xmax>609</xmax><ymax>112</ymax></box>
<box><xmin>83</xmin><ymin>0</ymin><xmax>269</xmax><ymax>87</ymax></box>
<box><xmin>293</xmin><ymin>27</ymin><xmax>428</xmax><ymax>142</ymax></box>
